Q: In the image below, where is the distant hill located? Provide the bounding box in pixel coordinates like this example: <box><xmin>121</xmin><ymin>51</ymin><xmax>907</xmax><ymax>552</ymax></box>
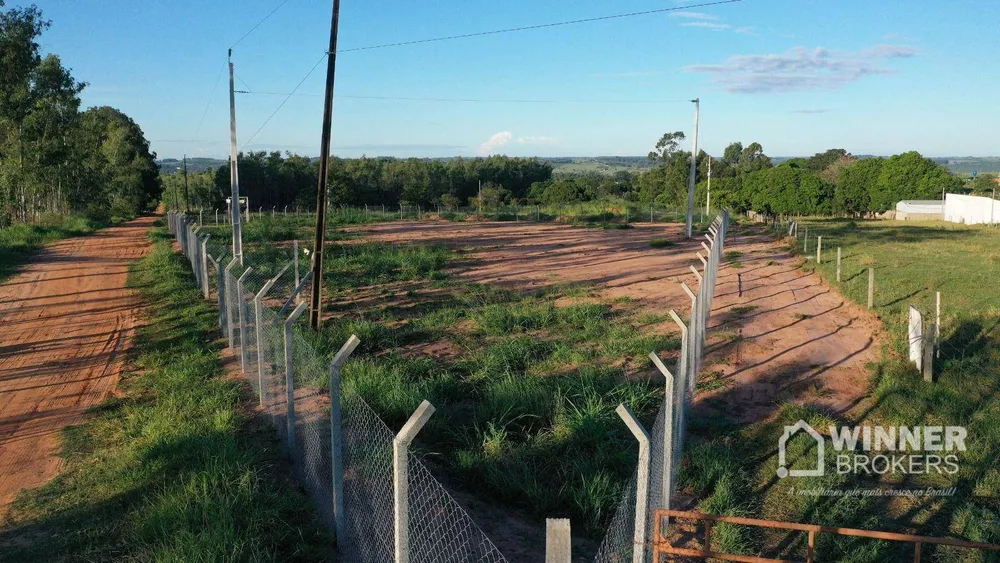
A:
<box><xmin>547</xmin><ymin>156</ymin><xmax>653</xmax><ymax>175</ymax></box>
<box><xmin>932</xmin><ymin>157</ymin><xmax>1000</xmax><ymax>175</ymax></box>
<box><xmin>157</xmin><ymin>158</ymin><xmax>227</xmax><ymax>175</ymax></box>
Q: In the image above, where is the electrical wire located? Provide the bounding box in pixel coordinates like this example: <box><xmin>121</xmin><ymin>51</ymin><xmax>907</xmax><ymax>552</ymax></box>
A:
<box><xmin>230</xmin><ymin>0</ymin><xmax>294</xmax><ymax>49</ymax></box>
<box><xmin>236</xmin><ymin>90</ymin><xmax>691</xmax><ymax>104</ymax></box>
<box><xmin>337</xmin><ymin>0</ymin><xmax>742</xmax><ymax>53</ymax></box>
<box><xmin>240</xmin><ymin>52</ymin><xmax>329</xmax><ymax>150</ymax></box>
<box><xmin>194</xmin><ymin>58</ymin><xmax>227</xmax><ymax>136</ymax></box>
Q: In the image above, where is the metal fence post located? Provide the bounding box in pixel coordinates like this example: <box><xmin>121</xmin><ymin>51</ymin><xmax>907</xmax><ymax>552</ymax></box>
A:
<box><xmin>394</xmin><ymin>400</ymin><xmax>436</xmax><ymax>563</ymax></box>
<box><xmin>616</xmin><ymin>404</ymin><xmax>651</xmax><ymax>563</ymax></box>
<box><xmin>330</xmin><ymin>335</ymin><xmax>361</xmax><ymax>547</ymax></box>
<box><xmin>284</xmin><ymin>302</ymin><xmax>309</xmax><ymax>458</ymax></box>
<box><xmin>545</xmin><ymin>519</ymin><xmax>572</xmax><ymax>563</ymax></box>
<box><xmin>236</xmin><ymin>267</ymin><xmax>254</xmax><ymax>374</ymax></box>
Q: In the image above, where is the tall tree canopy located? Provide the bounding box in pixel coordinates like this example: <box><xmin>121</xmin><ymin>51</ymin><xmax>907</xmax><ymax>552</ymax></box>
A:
<box><xmin>0</xmin><ymin>2</ymin><xmax>159</xmax><ymax>224</ymax></box>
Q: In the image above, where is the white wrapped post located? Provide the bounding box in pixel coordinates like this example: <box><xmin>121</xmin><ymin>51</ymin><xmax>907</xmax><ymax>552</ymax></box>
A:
<box><xmin>616</xmin><ymin>404</ymin><xmax>651</xmax><ymax>563</ymax></box>
<box><xmin>836</xmin><ymin>247</ymin><xmax>842</xmax><ymax>282</ymax></box>
<box><xmin>330</xmin><ymin>335</ymin><xmax>361</xmax><ymax>546</ymax></box>
<box><xmin>394</xmin><ymin>400</ymin><xmax>436</xmax><ymax>563</ymax></box>
<box><xmin>908</xmin><ymin>306</ymin><xmax>924</xmax><ymax>371</ymax></box>
<box><xmin>816</xmin><ymin>236</ymin><xmax>823</xmax><ymax>264</ymax></box>
<box><xmin>283</xmin><ymin>302</ymin><xmax>309</xmax><ymax>458</ymax></box>
<box><xmin>545</xmin><ymin>519</ymin><xmax>571</xmax><ymax>563</ymax></box>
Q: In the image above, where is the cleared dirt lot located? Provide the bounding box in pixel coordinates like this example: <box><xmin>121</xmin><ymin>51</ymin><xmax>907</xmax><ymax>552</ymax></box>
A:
<box><xmin>0</xmin><ymin>217</ymin><xmax>153</xmax><ymax>516</ymax></box>
<box><xmin>360</xmin><ymin>220</ymin><xmax>882</xmax><ymax>422</ymax></box>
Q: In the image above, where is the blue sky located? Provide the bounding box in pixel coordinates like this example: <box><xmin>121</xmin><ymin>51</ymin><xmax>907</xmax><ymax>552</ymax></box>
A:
<box><xmin>20</xmin><ymin>0</ymin><xmax>1000</xmax><ymax>159</ymax></box>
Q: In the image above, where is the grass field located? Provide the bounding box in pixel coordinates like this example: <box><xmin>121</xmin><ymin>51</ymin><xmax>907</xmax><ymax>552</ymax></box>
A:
<box><xmin>0</xmin><ymin>215</ymin><xmax>107</xmax><ymax>282</ymax></box>
<box><xmin>191</xmin><ymin>210</ymin><xmax>688</xmax><ymax>536</ymax></box>
<box><xmin>0</xmin><ymin>226</ymin><xmax>332</xmax><ymax>561</ymax></box>
<box><xmin>675</xmin><ymin>218</ymin><xmax>1000</xmax><ymax>561</ymax></box>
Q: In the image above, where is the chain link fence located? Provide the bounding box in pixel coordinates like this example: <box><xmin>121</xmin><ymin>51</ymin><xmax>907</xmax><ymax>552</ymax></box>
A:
<box><xmin>167</xmin><ymin>211</ymin><xmax>512</xmax><ymax>562</ymax></box>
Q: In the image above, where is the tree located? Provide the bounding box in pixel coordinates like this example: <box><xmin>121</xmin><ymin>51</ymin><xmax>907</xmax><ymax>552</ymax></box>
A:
<box><xmin>872</xmin><ymin>152</ymin><xmax>957</xmax><ymax>213</ymax></box>
<box><xmin>647</xmin><ymin>132</ymin><xmax>685</xmax><ymax>164</ymax></box>
<box><xmin>835</xmin><ymin>158</ymin><xmax>883</xmax><ymax>216</ymax></box>
<box><xmin>970</xmin><ymin>173</ymin><xmax>999</xmax><ymax>195</ymax></box>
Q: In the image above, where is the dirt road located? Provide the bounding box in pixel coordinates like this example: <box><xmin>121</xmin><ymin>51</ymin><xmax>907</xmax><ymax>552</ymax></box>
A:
<box><xmin>0</xmin><ymin>216</ymin><xmax>154</xmax><ymax>515</ymax></box>
<box><xmin>361</xmin><ymin>221</ymin><xmax>881</xmax><ymax>421</ymax></box>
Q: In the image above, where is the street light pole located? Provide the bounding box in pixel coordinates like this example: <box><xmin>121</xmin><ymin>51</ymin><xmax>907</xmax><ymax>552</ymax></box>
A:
<box><xmin>685</xmin><ymin>98</ymin><xmax>700</xmax><ymax>238</ymax></box>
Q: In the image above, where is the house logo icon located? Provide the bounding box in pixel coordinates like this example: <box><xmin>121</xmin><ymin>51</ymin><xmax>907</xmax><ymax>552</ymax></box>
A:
<box><xmin>776</xmin><ymin>420</ymin><xmax>825</xmax><ymax>478</ymax></box>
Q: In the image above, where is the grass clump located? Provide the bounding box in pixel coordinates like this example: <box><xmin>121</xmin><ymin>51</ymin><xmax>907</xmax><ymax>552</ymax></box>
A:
<box><xmin>649</xmin><ymin>238</ymin><xmax>674</xmax><ymax>249</ymax></box>
<box><xmin>0</xmin><ymin>226</ymin><xmax>330</xmax><ymax>561</ymax></box>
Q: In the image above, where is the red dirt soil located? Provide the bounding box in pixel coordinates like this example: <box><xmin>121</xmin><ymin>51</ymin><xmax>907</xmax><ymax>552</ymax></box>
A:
<box><xmin>359</xmin><ymin>220</ymin><xmax>882</xmax><ymax>421</ymax></box>
<box><xmin>0</xmin><ymin>216</ymin><xmax>154</xmax><ymax>517</ymax></box>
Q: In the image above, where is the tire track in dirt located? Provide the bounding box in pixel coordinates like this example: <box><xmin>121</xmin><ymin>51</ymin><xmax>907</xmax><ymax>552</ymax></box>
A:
<box><xmin>0</xmin><ymin>216</ymin><xmax>154</xmax><ymax>516</ymax></box>
<box><xmin>359</xmin><ymin>221</ymin><xmax>882</xmax><ymax>420</ymax></box>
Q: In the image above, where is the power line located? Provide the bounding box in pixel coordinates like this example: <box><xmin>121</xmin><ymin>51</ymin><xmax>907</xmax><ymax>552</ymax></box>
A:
<box><xmin>240</xmin><ymin>52</ymin><xmax>329</xmax><ymax>150</ymax></box>
<box><xmin>337</xmin><ymin>0</ymin><xmax>742</xmax><ymax>53</ymax></box>
<box><xmin>235</xmin><ymin>72</ymin><xmax>253</xmax><ymax>92</ymax></box>
<box><xmin>230</xmin><ymin>0</ymin><xmax>294</xmax><ymax>49</ymax></box>
<box><xmin>236</xmin><ymin>90</ymin><xmax>692</xmax><ymax>104</ymax></box>
<box><xmin>194</xmin><ymin>58</ymin><xmax>227</xmax><ymax>136</ymax></box>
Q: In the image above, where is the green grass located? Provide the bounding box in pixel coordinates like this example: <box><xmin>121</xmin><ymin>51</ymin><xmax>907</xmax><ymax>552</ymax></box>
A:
<box><xmin>309</xmin><ymin>271</ymin><xmax>680</xmax><ymax>535</ymax></box>
<box><xmin>650</xmin><ymin>238</ymin><xmax>674</xmax><ymax>249</ymax></box>
<box><xmin>0</xmin><ymin>226</ymin><xmax>331</xmax><ymax>561</ymax></box>
<box><xmin>0</xmin><ymin>215</ymin><xmax>107</xmax><ymax>282</ymax></box>
<box><xmin>680</xmin><ymin>218</ymin><xmax>1000</xmax><ymax>560</ymax></box>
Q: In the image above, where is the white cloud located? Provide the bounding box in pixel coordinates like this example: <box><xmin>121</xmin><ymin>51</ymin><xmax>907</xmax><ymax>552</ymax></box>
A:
<box><xmin>516</xmin><ymin>136</ymin><xmax>557</xmax><ymax>145</ymax></box>
<box><xmin>670</xmin><ymin>11</ymin><xmax>716</xmax><ymax>20</ymax></box>
<box><xmin>686</xmin><ymin>44</ymin><xmax>917</xmax><ymax>94</ymax></box>
<box><xmin>477</xmin><ymin>131</ymin><xmax>512</xmax><ymax>156</ymax></box>
<box><xmin>682</xmin><ymin>21</ymin><xmax>731</xmax><ymax>31</ymax></box>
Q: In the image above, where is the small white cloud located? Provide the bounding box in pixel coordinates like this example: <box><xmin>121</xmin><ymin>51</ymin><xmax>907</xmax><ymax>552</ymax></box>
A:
<box><xmin>686</xmin><ymin>44</ymin><xmax>917</xmax><ymax>94</ymax></box>
<box><xmin>682</xmin><ymin>21</ymin><xmax>731</xmax><ymax>31</ymax></box>
<box><xmin>477</xmin><ymin>131</ymin><xmax>512</xmax><ymax>156</ymax></box>
<box><xmin>669</xmin><ymin>11</ymin><xmax>716</xmax><ymax>20</ymax></box>
<box><xmin>516</xmin><ymin>136</ymin><xmax>557</xmax><ymax>145</ymax></box>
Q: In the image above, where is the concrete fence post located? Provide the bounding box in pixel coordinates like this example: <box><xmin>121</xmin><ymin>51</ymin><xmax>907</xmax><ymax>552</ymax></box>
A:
<box><xmin>616</xmin><ymin>404</ymin><xmax>651</xmax><ymax>563</ymax></box>
<box><xmin>867</xmin><ymin>267</ymin><xmax>875</xmax><ymax>309</ymax></box>
<box><xmin>696</xmin><ymin>252</ymin><xmax>707</xmax><ymax>267</ymax></box>
<box><xmin>394</xmin><ymin>400</ymin><xmax>436</xmax><ymax>563</ymax></box>
<box><xmin>237</xmin><ymin>267</ymin><xmax>254</xmax><ymax>374</ymax></box>
<box><xmin>200</xmin><ymin>235</ymin><xmax>212</xmax><ymax>300</ymax></box>
<box><xmin>330</xmin><ymin>335</ymin><xmax>360</xmax><ymax>547</ymax></box>
<box><xmin>212</xmin><ymin>251</ymin><xmax>228</xmax><ymax>330</ymax></box>
<box><xmin>545</xmin><ymin>519</ymin><xmax>572</xmax><ymax>563</ymax></box>
<box><xmin>278</xmin><ymin>271</ymin><xmax>313</xmax><ymax>318</ymax></box>
<box><xmin>836</xmin><ymin>247</ymin><xmax>842</xmax><ymax>282</ymax></box>
<box><xmin>254</xmin><ymin>263</ymin><xmax>292</xmax><ymax>407</ymax></box>
<box><xmin>224</xmin><ymin>258</ymin><xmax>239</xmax><ymax>347</ymax></box>
<box><xmin>816</xmin><ymin>236</ymin><xmax>822</xmax><ymax>264</ymax></box>
<box><xmin>649</xmin><ymin>353</ymin><xmax>676</xmax><ymax>515</ymax></box>
<box><xmin>283</xmin><ymin>302</ymin><xmax>309</xmax><ymax>458</ymax></box>
<box><xmin>804</xmin><ymin>228</ymin><xmax>809</xmax><ymax>253</ymax></box>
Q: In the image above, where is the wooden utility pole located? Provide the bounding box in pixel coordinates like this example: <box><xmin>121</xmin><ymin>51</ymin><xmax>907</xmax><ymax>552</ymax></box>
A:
<box><xmin>228</xmin><ymin>49</ymin><xmax>244</xmax><ymax>265</ymax></box>
<box><xmin>183</xmin><ymin>154</ymin><xmax>191</xmax><ymax>213</ymax></box>
<box><xmin>309</xmin><ymin>0</ymin><xmax>342</xmax><ymax>330</ymax></box>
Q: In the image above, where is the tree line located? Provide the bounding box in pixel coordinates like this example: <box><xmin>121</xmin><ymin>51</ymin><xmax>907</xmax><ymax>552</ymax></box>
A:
<box><xmin>164</xmin><ymin>153</ymin><xmax>555</xmax><ymax>212</ymax></box>
<box><xmin>0</xmin><ymin>3</ymin><xmax>160</xmax><ymax>226</ymax></box>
